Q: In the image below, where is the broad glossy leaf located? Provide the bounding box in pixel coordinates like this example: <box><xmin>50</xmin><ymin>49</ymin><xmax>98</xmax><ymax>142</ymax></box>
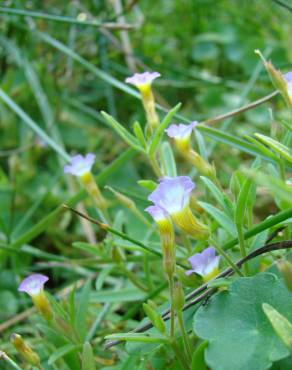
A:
<box><xmin>194</xmin><ymin>273</ymin><xmax>292</xmax><ymax>370</ymax></box>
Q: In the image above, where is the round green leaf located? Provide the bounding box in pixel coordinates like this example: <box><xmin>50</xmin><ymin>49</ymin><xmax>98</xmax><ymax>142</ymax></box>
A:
<box><xmin>194</xmin><ymin>273</ymin><xmax>292</xmax><ymax>370</ymax></box>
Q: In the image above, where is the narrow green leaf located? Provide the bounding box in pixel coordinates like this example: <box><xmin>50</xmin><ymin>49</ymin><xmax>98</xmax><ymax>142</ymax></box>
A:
<box><xmin>244</xmin><ymin>169</ymin><xmax>292</xmax><ymax>207</ymax></box>
<box><xmin>0</xmin><ymin>6</ymin><xmax>130</xmax><ymax>28</ymax></box>
<box><xmin>191</xmin><ymin>340</ymin><xmax>208</xmax><ymax>370</ymax></box>
<box><xmin>143</xmin><ymin>303</ymin><xmax>166</xmax><ymax>334</ymax></box>
<box><xmin>245</xmin><ymin>135</ymin><xmax>278</xmax><ymax>161</ymax></box>
<box><xmin>72</xmin><ymin>242</ymin><xmax>101</xmax><ymax>257</ymax></box>
<box><xmin>255</xmin><ymin>133</ymin><xmax>292</xmax><ymax>163</ymax></box>
<box><xmin>198</xmin><ymin>201</ymin><xmax>236</xmax><ymax>236</ymax></box>
<box><xmin>75</xmin><ymin>279</ymin><xmax>91</xmax><ymax>341</ymax></box>
<box><xmin>198</xmin><ymin>125</ymin><xmax>278</xmax><ymax>163</ymax></box>
<box><xmin>48</xmin><ymin>344</ymin><xmax>81</xmax><ymax>365</ymax></box>
<box><xmin>0</xmin><ymin>88</ymin><xmax>69</xmax><ymax>161</ymax></box>
<box><xmin>81</xmin><ymin>342</ymin><xmax>96</xmax><ymax>370</ymax></box>
<box><xmin>101</xmin><ymin>111</ymin><xmax>143</xmax><ymax>151</ymax></box>
<box><xmin>132</xmin><ymin>121</ymin><xmax>147</xmax><ymax>148</ymax></box>
<box><xmin>105</xmin><ymin>333</ymin><xmax>169</xmax><ymax>343</ymax></box>
<box><xmin>200</xmin><ymin>176</ymin><xmax>234</xmax><ymax>218</ymax></box>
<box><xmin>137</xmin><ymin>180</ymin><xmax>157</xmax><ymax>191</ymax></box>
<box><xmin>234</xmin><ymin>178</ymin><xmax>254</xmax><ymax>226</ymax></box>
<box><xmin>95</xmin><ymin>266</ymin><xmax>113</xmax><ymax>291</ymax></box>
<box><xmin>160</xmin><ymin>141</ymin><xmax>177</xmax><ymax>177</ymax></box>
<box><xmin>263</xmin><ymin>303</ymin><xmax>292</xmax><ymax>352</ymax></box>
<box><xmin>36</xmin><ymin>31</ymin><xmax>140</xmax><ymax>98</ymax></box>
<box><xmin>148</xmin><ymin>103</ymin><xmax>181</xmax><ymax>155</ymax></box>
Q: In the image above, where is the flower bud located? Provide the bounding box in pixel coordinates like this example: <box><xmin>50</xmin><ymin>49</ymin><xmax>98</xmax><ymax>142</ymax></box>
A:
<box><xmin>106</xmin><ymin>186</ymin><xmax>136</xmax><ymax>211</ymax></box>
<box><xmin>80</xmin><ymin>172</ymin><xmax>107</xmax><ymax>210</ymax></box>
<box><xmin>10</xmin><ymin>333</ymin><xmax>40</xmax><ymax>366</ymax></box>
<box><xmin>186</xmin><ymin>150</ymin><xmax>217</xmax><ymax>180</ymax></box>
<box><xmin>255</xmin><ymin>50</ymin><xmax>292</xmax><ymax>109</ymax></box>
<box><xmin>172</xmin><ymin>280</ymin><xmax>185</xmax><ymax>312</ymax></box>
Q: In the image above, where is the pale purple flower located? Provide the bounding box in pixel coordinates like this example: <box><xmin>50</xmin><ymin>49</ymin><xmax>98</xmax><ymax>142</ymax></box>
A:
<box><xmin>18</xmin><ymin>274</ymin><xmax>49</xmax><ymax>296</ymax></box>
<box><xmin>64</xmin><ymin>153</ymin><xmax>95</xmax><ymax>177</ymax></box>
<box><xmin>186</xmin><ymin>247</ymin><xmax>220</xmax><ymax>277</ymax></box>
<box><xmin>145</xmin><ymin>205</ymin><xmax>168</xmax><ymax>222</ymax></box>
<box><xmin>284</xmin><ymin>72</ymin><xmax>292</xmax><ymax>95</ymax></box>
<box><xmin>125</xmin><ymin>72</ymin><xmax>161</xmax><ymax>87</ymax></box>
<box><xmin>148</xmin><ymin>176</ymin><xmax>195</xmax><ymax>214</ymax></box>
<box><xmin>165</xmin><ymin>121</ymin><xmax>198</xmax><ymax>140</ymax></box>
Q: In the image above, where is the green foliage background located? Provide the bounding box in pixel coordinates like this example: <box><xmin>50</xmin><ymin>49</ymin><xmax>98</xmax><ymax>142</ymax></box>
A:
<box><xmin>0</xmin><ymin>1</ymin><xmax>292</xmax><ymax>369</ymax></box>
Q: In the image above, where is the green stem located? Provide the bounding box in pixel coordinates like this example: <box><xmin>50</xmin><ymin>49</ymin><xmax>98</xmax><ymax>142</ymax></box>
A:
<box><xmin>209</xmin><ymin>237</ymin><xmax>244</xmax><ymax>277</ymax></box>
<box><xmin>120</xmin><ymin>265</ymin><xmax>148</xmax><ymax>292</ymax></box>
<box><xmin>177</xmin><ymin>310</ymin><xmax>192</xmax><ymax>361</ymax></box>
<box><xmin>181</xmin><ymin>233</ymin><xmax>192</xmax><ymax>253</ymax></box>
<box><xmin>278</xmin><ymin>159</ymin><xmax>289</xmax><ymax>241</ymax></box>
<box><xmin>149</xmin><ymin>156</ymin><xmax>163</xmax><ymax>177</ymax></box>
<box><xmin>144</xmin><ymin>255</ymin><xmax>153</xmax><ymax>289</ymax></box>
<box><xmin>169</xmin><ymin>276</ymin><xmax>175</xmax><ymax>338</ymax></box>
<box><xmin>170</xmin><ymin>342</ymin><xmax>190</xmax><ymax>370</ymax></box>
<box><xmin>0</xmin><ymin>6</ymin><xmax>133</xmax><ymax>29</ymax></box>
<box><xmin>236</xmin><ymin>224</ymin><xmax>249</xmax><ymax>275</ymax></box>
<box><xmin>0</xmin><ymin>352</ymin><xmax>24</xmax><ymax>370</ymax></box>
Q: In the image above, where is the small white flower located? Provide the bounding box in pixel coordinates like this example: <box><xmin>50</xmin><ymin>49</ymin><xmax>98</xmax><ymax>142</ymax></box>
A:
<box><xmin>18</xmin><ymin>274</ymin><xmax>49</xmax><ymax>297</ymax></box>
<box><xmin>166</xmin><ymin>121</ymin><xmax>198</xmax><ymax>140</ymax></box>
<box><xmin>64</xmin><ymin>153</ymin><xmax>95</xmax><ymax>177</ymax></box>
<box><xmin>125</xmin><ymin>72</ymin><xmax>161</xmax><ymax>88</ymax></box>
<box><xmin>186</xmin><ymin>247</ymin><xmax>220</xmax><ymax>278</ymax></box>
<box><xmin>148</xmin><ymin>176</ymin><xmax>195</xmax><ymax>215</ymax></box>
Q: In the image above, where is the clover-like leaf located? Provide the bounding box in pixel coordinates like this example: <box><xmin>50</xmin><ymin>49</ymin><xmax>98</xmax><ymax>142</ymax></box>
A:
<box><xmin>194</xmin><ymin>273</ymin><xmax>292</xmax><ymax>370</ymax></box>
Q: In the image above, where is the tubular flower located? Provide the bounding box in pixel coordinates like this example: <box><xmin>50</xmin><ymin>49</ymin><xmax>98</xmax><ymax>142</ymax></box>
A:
<box><xmin>125</xmin><ymin>71</ymin><xmax>161</xmax><ymax>130</ymax></box>
<box><xmin>11</xmin><ymin>334</ymin><xmax>40</xmax><ymax>366</ymax></box>
<box><xmin>64</xmin><ymin>153</ymin><xmax>106</xmax><ymax>210</ymax></box>
<box><xmin>148</xmin><ymin>176</ymin><xmax>210</xmax><ymax>240</ymax></box>
<box><xmin>165</xmin><ymin>122</ymin><xmax>216</xmax><ymax>180</ymax></box>
<box><xmin>18</xmin><ymin>274</ymin><xmax>53</xmax><ymax>321</ymax></box>
<box><xmin>165</xmin><ymin>121</ymin><xmax>198</xmax><ymax>152</ymax></box>
<box><xmin>186</xmin><ymin>247</ymin><xmax>220</xmax><ymax>282</ymax></box>
<box><xmin>145</xmin><ymin>205</ymin><xmax>175</xmax><ymax>278</ymax></box>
